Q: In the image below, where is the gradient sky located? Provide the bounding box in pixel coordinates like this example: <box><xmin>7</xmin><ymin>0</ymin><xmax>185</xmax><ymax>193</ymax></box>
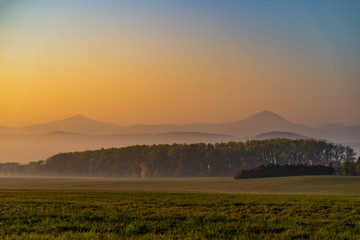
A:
<box><xmin>0</xmin><ymin>0</ymin><xmax>359</xmax><ymax>127</ymax></box>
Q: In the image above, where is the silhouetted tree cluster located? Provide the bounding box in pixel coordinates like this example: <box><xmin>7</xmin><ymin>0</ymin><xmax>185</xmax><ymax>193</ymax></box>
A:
<box><xmin>336</xmin><ymin>157</ymin><xmax>360</xmax><ymax>176</ymax></box>
<box><xmin>233</xmin><ymin>164</ymin><xmax>335</xmax><ymax>179</ymax></box>
<box><xmin>0</xmin><ymin>139</ymin><xmax>356</xmax><ymax>177</ymax></box>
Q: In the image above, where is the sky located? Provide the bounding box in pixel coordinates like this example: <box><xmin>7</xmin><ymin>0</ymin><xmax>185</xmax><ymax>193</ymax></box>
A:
<box><xmin>0</xmin><ymin>0</ymin><xmax>359</xmax><ymax>127</ymax></box>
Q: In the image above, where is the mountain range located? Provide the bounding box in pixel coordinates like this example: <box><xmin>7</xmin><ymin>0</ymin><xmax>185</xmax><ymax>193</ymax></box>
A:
<box><xmin>0</xmin><ymin>111</ymin><xmax>359</xmax><ymax>163</ymax></box>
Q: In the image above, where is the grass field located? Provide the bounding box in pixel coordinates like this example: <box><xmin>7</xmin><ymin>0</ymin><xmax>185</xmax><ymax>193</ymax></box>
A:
<box><xmin>1</xmin><ymin>176</ymin><xmax>360</xmax><ymax>239</ymax></box>
<box><xmin>1</xmin><ymin>175</ymin><xmax>360</xmax><ymax>194</ymax></box>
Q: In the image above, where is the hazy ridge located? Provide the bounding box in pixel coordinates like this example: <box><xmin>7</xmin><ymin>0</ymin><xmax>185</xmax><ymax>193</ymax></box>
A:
<box><xmin>0</xmin><ymin>111</ymin><xmax>359</xmax><ymax>163</ymax></box>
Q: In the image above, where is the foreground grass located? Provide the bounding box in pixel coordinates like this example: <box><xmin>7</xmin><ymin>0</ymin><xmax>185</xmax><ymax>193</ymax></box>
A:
<box><xmin>1</xmin><ymin>176</ymin><xmax>360</xmax><ymax>239</ymax></box>
<box><xmin>0</xmin><ymin>191</ymin><xmax>360</xmax><ymax>239</ymax></box>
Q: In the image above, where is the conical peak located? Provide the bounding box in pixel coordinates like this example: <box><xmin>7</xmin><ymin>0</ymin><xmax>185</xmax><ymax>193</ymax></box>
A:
<box><xmin>66</xmin><ymin>114</ymin><xmax>91</xmax><ymax>121</ymax></box>
<box><xmin>247</xmin><ymin>111</ymin><xmax>287</xmax><ymax>121</ymax></box>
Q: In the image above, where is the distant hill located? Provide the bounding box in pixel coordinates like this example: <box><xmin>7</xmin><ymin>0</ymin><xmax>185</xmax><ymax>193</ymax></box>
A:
<box><xmin>0</xmin><ymin>126</ymin><xmax>13</xmax><ymax>135</ymax></box>
<box><xmin>253</xmin><ymin>131</ymin><xmax>311</xmax><ymax>140</ymax></box>
<box><xmin>0</xmin><ymin>111</ymin><xmax>312</xmax><ymax>136</ymax></box>
<box><xmin>182</xmin><ymin>111</ymin><xmax>313</xmax><ymax>137</ymax></box>
<box><xmin>0</xmin><ymin>111</ymin><xmax>359</xmax><ymax>143</ymax></box>
<box><xmin>318</xmin><ymin>123</ymin><xmax>346</xmax><ymax>130</ymax></box>
<box><xmin>7</xmin><ymin>115</ymin><xmax>126</xmax><ymax>135</ymax></box>
<box><xmin>0</xmin><ymin>110</ymin><xmax>359</xmax><ymax>163</ymax></box>
<box><xmin>48</xmin><ymin>130</ymin><xmax>84</xmax><ymax>135</ymax></box>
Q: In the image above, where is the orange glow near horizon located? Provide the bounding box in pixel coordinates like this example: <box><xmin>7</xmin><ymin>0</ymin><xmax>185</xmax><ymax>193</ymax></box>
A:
<box><xmin>0</xmin><ymin>1</ymin><xmax>359</xmax><ymax>128</ymax></box>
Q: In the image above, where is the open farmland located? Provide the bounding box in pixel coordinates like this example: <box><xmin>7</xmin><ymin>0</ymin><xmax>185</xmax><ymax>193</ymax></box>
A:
<box><xmin>1</xmin><ymin>175</ymin><xmax>360</xmax><ymax>194</ymax></box>
<box><xmin>0</xmin><ymin>191</ymin><xmax>359</xmax><ymax>239</ymax></box>
<box><xmin>0</xmin><ymin>176</ymin><xmax>360</xmax><ymax>239</ymax></box>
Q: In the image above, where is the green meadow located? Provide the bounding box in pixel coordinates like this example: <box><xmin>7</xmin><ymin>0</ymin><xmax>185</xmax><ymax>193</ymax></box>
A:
<box><xmin>1</xmin><ymin>176</ymin><xmax>360</xmax><ymax>239</ymax></box>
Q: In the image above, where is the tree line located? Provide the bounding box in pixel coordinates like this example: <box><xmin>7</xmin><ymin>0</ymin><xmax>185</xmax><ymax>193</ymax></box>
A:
<box><xmin>337</xmin><ymin>158</ymin><xmax>360</xmax><ymax>176</ymax></box>
<box><xmin>0</xmin><ymin>139</ymin><xmax>357</xmax><ymax>177</ymax></box>
<box><xmin>234</xmin><ymin>164</ymin><xmax>335</xmax><ymax>179</ymax></box>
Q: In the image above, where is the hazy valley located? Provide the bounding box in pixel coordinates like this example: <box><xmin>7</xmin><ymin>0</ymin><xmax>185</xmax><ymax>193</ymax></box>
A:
<box><xmin>0</xmin><ymin>111</ymin><xmax>359</xmax><ymax>163</ymax></box>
